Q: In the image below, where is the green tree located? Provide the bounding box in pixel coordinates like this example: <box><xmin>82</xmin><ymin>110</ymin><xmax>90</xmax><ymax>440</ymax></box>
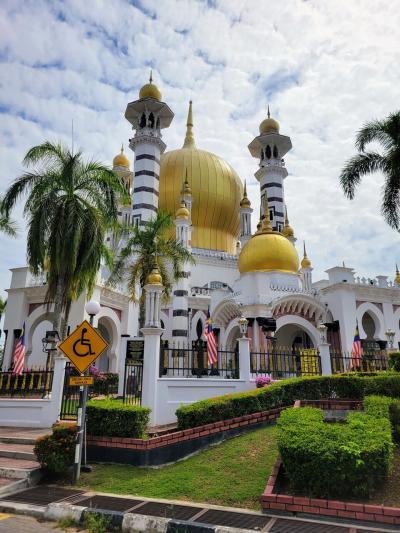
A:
<box><xmin>2</xmin><ymin>141</ymin><xmax>128</xmax><ymax>338</ymax></box>
<box><xmin>0</xmin><ymin>213</ymin><xmax>17</xmax><ymax>237</ymax></box>
<box><xmin>0</xmin><ymin>295</ymin><xmax>6</xmax><ymax>341</ymax></box>
<box><xmin>340</xmin><ymin>111</ymin><xmax>400</xmax><ymax>230</ymax></box>
<box><xmin>109</xmin><ymin>210</ymin><xmax>194</xmax><ymax>329</ymax></box>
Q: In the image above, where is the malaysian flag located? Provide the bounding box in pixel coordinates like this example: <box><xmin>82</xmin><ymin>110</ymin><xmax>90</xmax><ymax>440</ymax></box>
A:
<box><xmin>204</xmin><ymin>310</ymin><xmax>218</xmax><ymax>366</ymax></box>
<box><xmin>351</xmin><ymin>322</ymin><xmax>363</xmax><ymax>369</ymax></box>
<box><xmin>13</xmin><ymin>323</ymin><xmax>26</xmax><ymax>375</ymax></box>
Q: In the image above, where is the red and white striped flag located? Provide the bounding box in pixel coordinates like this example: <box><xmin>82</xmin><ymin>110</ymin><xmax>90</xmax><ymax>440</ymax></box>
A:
<box><xmin>13</xmin><ymin>323</ymin><xmax>26</xmax><ymax>375</ymax></box>
<box><xmin>204</xmin><ymin>310</ymin><xmax>218</xmax><ymax>366</ymax></box>
<box><xmin>351</xmin><ymin>322</ymin><xmax>363</xmax><ymax>369</ymax></box>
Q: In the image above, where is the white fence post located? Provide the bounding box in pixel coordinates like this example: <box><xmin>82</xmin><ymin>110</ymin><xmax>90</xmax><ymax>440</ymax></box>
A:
<box><xmin>141</xmin><ymin>327</ymin><xmax>163</xmax><ymax>426</ymax></box>
<box><xmin>318</xmin><ymin>343</ymin><xmax>332</xmax><ymax>375</ymax></box>
<box><xmin>238</xmin><ymin>336</ymin><xmax>251</xmax><ymax>383</ymax></box>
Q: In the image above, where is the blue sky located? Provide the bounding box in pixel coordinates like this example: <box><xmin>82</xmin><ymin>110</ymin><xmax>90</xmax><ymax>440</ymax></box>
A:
<box><xmin>0</xmin><ymin>0</ymin><xmax>399</xmax><ymax>294</ymax></box>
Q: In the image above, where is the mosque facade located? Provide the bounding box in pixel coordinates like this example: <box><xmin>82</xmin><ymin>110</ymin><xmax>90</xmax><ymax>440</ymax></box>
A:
<box><xmin>2</xmin><ymin>77</ymin><xmax>400</xmax><ymax>376</ymax></box>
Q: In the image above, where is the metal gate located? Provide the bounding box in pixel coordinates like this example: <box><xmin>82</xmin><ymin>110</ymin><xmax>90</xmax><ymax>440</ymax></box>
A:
<box><xmin>123</xmin><ymin>339</ymin><xmax>144</xmax><ymax>405</ymax></box>
<box><xmin>60</xmin><ymin>362</ymin><xmax>80</xmax><ymax>420</ymax></box>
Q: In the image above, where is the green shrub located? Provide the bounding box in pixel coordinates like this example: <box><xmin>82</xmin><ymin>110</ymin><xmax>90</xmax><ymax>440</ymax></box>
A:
<box><xmin>86</xmin><ymin>398</ymin><xmax>150</xmax><ymax>438</ymax></box>
<box><xmin>34</xmin><ymin>423</ymin><xmax>77</xmax><ymax>477</ymax></box>
<box><xmin>176</xmin><ymin>374</ymin><xmax>400</xmax><ymax>429</ymax></box>
<box><xmin>389</xmin><ymin>352</ymin><xmax>400</xmax><ymax>372</ymax></box>
<box><xmin>90</xmin><ymin>372</ymin><xmax>119</xmax><ymax>396</ymax></box>
<box><xmin>277</xmin><ymin>398</ymin><xmax>394</xmax><ymax>498</ymax></box>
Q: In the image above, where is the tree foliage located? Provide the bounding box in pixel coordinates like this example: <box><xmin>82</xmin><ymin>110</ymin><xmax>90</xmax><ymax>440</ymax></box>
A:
<box><xmin>340</xmin><ymin>111</ymin><xmax>400</xmax><ymax>230</ymax></box>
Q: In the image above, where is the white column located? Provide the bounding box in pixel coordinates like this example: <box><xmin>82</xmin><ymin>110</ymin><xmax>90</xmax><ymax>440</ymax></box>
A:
<box><xmin>318</xmin><ymin>343</ymin><xmax>332</xmax><ymax>375</ymax></box>
<box><xmin>238</xmin><ymin>336</ymin><xmax>251</xmax><ymax>383</ymax></box>
<box><xmin>45</xmin><ymin>355</ymin><xmax>66</xmax><ymax>424</ymax></box>
<box><xmin>141</xmin><ymin>327</ymin><xmax>163</xmax><ymax>426</ymax></box>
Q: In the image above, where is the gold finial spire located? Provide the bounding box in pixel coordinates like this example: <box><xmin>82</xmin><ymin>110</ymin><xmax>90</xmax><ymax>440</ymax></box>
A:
<box><xmin>183</xmin><ymin>100</ymin><xmax>196</xmax><ymax>149</ymax></box>
<box><xmin>181</xmin><ymin>168</ymin><xmax>192</xmax><ymax>196</ymax></box>
<box><xmin>282</xmin><ymin>206</ymin><xmax>294</xmax><ymax>238</ymax></box>
<box><xmin>267</xmin><ymin>105</ymin><xmax>270</xmax><ymax>118</ymax></box>
<box><xmin>121</xmin><ymin>143</ymin><xmax>124</xmax><ymax>153</ymax></box>
<box><xmin>149</xmin><ymin>69</ymin><xmax>153</xmax><ymax>83</ymax></box>
<box><xmin>301</xmin><ymin>241</ymin><xmax>312</xmax><ymax>269</ymax></box>
<box><xmin>261</xmin><ymin>193</ymin><xmax>273</xmax><ymax>233</ymax></box>
<box><xmin>395</xmin><ymin>264</ymin><xmax>400</xmax><ymax>285</ymax></box>
<box><xmin>240</xmin><ymin>180</ymin><xmax>251</xmax><ymax>208</ymax></box>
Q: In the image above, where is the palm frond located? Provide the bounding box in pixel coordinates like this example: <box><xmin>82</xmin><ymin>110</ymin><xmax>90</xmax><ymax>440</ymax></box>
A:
<box><xmin>339</xmin><ymin>152</ymin><xmax>387</xmax><ymax>199</ymax></box>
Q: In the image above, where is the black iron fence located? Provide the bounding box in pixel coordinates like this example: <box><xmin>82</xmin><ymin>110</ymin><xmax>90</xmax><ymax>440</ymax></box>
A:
<box><xmin>0</xmin><ymin>368</ymin><xmax>53</xmax><ymax>398</ymax></box>
<box><xmin>250</xmin><ymin>348</ymin><xmax>322</xmax><ymax>379</ymax></box>
<box><xmin>123</xmin><ymin>359</ymin><xmax>143</xmax><ymax>405</ymax></box>
<box><xmin>60</xmin><ymin>363</ymin><xmax>80</xmax><ymax>420</ymax></box>
<box><xmin>330</xmin><ymin>351</ymin><xmax>388</xmax><ymax>374</ymax></box>
<box><xmin>159</xmin><ymin>340</ymin><xmax>239</xmax><ymax>378</ymax></box>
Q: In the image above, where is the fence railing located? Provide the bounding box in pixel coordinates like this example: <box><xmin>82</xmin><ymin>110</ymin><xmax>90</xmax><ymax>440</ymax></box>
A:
<box><xmin>0</xmin><ymin>368</ymin><xmax>53</xmax><ymax>398</ymax></box>
<box><xmin>330</xmin><ymin>351</ymin><xmax>388</xmax><ymax>374</ymax></box>
<box><xmin>159</xmin><ymin>341</ymin><xmax>239</xmax><ymax>378</ymax></box>
<box><xmin>250</xmin><ymin>348</ymin><xmax>322</xmax><ymax>379</ymax></box>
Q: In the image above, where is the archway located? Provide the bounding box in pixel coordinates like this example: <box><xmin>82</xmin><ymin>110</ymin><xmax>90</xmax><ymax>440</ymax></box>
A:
<box><xmin>96</xmin><ymin>318</ymin><xmax>113</xmax><ymax>372</ymax></box>
<box><xmin>275</xmin><ymin>323</ymin><xmax>314</xmax><ymax>349</ymax></box>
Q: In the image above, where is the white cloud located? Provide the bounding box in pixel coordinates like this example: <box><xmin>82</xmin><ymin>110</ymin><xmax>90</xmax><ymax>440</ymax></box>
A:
<box><xmin>0</xmin><ymin>0</ymin><xmax>399</xmax><ymax>298</ymax></box>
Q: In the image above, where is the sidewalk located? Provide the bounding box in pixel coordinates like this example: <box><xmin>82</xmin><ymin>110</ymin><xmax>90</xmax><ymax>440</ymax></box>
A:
<box><xmin>0</xmin><ymin>485</ymin><xmax>398</xmax><ymax>532</ymax></box>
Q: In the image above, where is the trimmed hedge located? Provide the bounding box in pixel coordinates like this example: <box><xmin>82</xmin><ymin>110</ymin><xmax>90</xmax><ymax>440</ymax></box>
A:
<box><xmin>34</xmin><ymin>423</ymin><xmax>77</xmax><ymax>477</ymax></box>
<box><xmin>176</xmin><ymin>373</ymin><xmax>400</xmax><ymax>430</ymax></box>
<box><xmin>86</xmin><ymin>399</ymin><xmax>150</xmax><ymax>438</ymax></box>
<box><xmin>389</xmin><ymin>352</ymin><xmax>400</xmax><ymax>372</ymax></box>
<box><xmin>277</xmin><ymin>395</ymin><xmax>395</xmax><ymax>498</ymax></box>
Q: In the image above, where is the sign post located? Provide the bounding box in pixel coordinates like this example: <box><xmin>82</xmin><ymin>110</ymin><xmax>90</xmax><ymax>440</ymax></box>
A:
<box><xmin>58</xmin><ymin>317</ymin><xmax>108</xmax><ymax>483</ymax></box>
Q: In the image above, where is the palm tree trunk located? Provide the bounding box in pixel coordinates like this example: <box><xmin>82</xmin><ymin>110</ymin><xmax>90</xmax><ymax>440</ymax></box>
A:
<box><xmin>52</xmin><ymin>280</ymin><xmax>64</xmax><ymax>339</ymax></box>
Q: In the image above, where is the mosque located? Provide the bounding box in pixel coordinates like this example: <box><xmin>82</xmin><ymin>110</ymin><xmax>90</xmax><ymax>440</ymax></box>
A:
<box><xmin>2</xmin><ymin>75</ymin><xmax>400</xmax><ymax>374</ymax></box>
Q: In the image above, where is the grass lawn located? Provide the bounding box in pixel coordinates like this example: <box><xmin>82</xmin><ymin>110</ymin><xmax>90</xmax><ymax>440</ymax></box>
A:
<box><xmin>78</xmin><ymin>424</ymin><xmax>278</xmax><ymax>510</ymax></box>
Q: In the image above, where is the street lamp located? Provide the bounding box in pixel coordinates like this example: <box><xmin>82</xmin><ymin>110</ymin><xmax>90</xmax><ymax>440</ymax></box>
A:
<box><xmin>41</xmin><ymin>330</ymin><xmax>59</xmax><ymax>369</ymax></box>
<box><xmin>317</xmin><ymin>323</ymin><xmax>328</xmax><ymax>344</ymax></box>
<box><xmin>85</xmin><ymin>300</ymin><xmax>101</xmax><ymax>326</ymax></box>
<box><xmin>238</xmin><ymin>316</ymin><xmax>248</xmax><ymax>338</ymax></box>
<box><xmin>385</xmin><ymin>328</ymin><xmax>395</xmax><ymax>350</ymax></box>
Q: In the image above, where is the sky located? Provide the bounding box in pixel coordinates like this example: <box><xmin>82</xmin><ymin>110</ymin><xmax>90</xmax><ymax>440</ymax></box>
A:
<box><xmin>0</xmin><ymin>0</ymin><xmax>399</xmax><ymax>294</ymax></box>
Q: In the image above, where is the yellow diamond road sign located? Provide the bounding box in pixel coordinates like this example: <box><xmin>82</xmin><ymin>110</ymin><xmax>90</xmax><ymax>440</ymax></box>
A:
<box><xmin>58</xmin><ymin>320</ymin><xmax>108</xmax><ymax>373</ymax></box>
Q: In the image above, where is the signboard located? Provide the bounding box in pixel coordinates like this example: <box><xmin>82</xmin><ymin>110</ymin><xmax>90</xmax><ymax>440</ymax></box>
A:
<box><xmin>58</xmin><ymin>320</ymin><xmax>108</xmax><ymax>373</ymax></box>
<box><xmin>69</xmin><ymin>376</ymin><xmax>94</xmax><ymax>386</ymax></box>
<box><xmin>126</xmin><ymin>339</ymin><xmax>144</xmax><ymax>360</ymax></box>
<box><xmin>300</xmin><ymin>348</ymin><xmax>320</xmax><ymax>374</ymax></box>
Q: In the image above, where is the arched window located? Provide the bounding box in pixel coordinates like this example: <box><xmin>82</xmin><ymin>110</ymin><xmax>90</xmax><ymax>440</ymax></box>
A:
<box><xmin>156</xmin><ymin>117</ymin><xmax>160</xmax><ymax>129</ymax></box>
<box><xmin>273</xmin><ymin>145</ymin><xmax>278</xmax><ymax>158</ymax></box>
<box><xmin>266</xmin><ymin>145</ymin><xmax>272</xmax><ymax>159</ymax></box>
<box><xmin>148</xmin><ymin>112</ymin><xmax>155</xmax><ymax>128</ymax></box>
<box><xmin>196</xmin><ymin>319</ymin><xmax>203</xmax><ymax>339</ymax></box>
<box><xmin>139</xmin><ymin>113</ymin><xmax>146</xmax><ymax>128</ymax></box>
<box><xmin>362</xmin><ymin>312</ymin><xmax>376</xmax><ymax>340</ymax></box>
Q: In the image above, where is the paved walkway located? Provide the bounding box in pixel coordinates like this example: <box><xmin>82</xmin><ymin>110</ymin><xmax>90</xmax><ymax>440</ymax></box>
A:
<box><xmin>0</xmin><ymin>513</ymin><xmax>75</xmax><ymax>532</ymax></box>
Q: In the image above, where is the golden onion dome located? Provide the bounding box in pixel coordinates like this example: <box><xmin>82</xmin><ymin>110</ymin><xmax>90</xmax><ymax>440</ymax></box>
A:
<box><xmin>282</xmin><ymin>208</ymin><xmax>294</xmax><ymax>238</ymax></box>
<box><xmin>159</xmin><ymin>101</ymin><xmax>243</xmax><ymax>254</ymax></box>
<box><xmin>147</xmin><ymin>266</ymin><xmax>162</xmax><ymax>285</ymax></box>
<box><xmin>176</xmin><ymin>200</ymin><xmax>190</xmax><ymax>220</ymax></box>
<box><xmin>238</xmin><ymin>209</ymin><xmax>299</xmax><ymax>274</ymax></box>
<box><xmin>259</xmin><ymin>106</ymin><xmax>279</xmax><ymax>135</ymax></box>
<box><xmin>113</xmin><ymin>145</ymin><xmax>130</xmax><ymax>168</ymax></box>
<box><xmin>139</xmin><ymin>71</ymin><xmax>162</xmax><ymax>101</ymax></box>
<box><xmin>301</xmin><ymin>243</ymin><xmax>312</xmax><ymax>269</ymax></box>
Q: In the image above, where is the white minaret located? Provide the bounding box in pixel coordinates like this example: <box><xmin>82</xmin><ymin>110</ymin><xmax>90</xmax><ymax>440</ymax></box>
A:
<box><xmin>125</xmin><ymin>73</ymin><xmax>174</xmax><ymax>227</ymax></box>
<box><xmin>301</xmin><ymin>242</ymin><xmax>313</xmax><ymax>292</ymax></box>
<box><xmin>239</xmin><ymin>181</ymin><xmax>253</xmax><ymax>247</ymax></box>
<box><xmin>248</xmin><ymin>107</ymin><xmax>292</xmax><ymax>232</ymax></box>
<box><xmin>172</xmin><ymin>182</ymin><xmax>192</xmax><ymax>347</ymax></box>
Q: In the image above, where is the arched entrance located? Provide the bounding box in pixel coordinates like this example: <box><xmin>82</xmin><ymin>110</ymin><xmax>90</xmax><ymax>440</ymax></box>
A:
<box><xmin>275</xmin><ymin>323</ymin><xmax>315</xmax><ymax>349</ymax></box>
<box><xmin>96</xmin><ymin>319</ymin><xmax>112</xmax><ymax>372</ymax></box>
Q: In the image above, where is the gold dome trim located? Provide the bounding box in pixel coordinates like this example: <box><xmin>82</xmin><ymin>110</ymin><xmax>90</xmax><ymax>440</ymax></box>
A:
<box><xmin>139</xmin><ymin>71</ymin><xmax>162</xmax><ymax>101</ymax></box>
<box><xmin>301</xmin><ymin>242</ymin><xmax>312</xmax><ymax>269</ymax></box>
<box><xmin>113</xmin><ymin>145</ymin><xmax>130</xmax><ymax>168</ymax></box>
<box><xmin>259</xmin><ymin>106</ymin><xmax>280</xmax><ymax>134</ymax></box>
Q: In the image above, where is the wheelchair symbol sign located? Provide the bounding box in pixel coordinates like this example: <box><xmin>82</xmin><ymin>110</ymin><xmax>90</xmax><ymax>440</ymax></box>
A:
<box><xmin>58</xmin><ymin>320</ymin><xmax>108</xmax><ymax>373</ymax></box>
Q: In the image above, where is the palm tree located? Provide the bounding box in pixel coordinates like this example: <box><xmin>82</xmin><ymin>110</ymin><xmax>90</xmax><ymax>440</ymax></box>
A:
<box><xmin>340</xmin><ymin>111</ymin><xmax>400</xmax><ymax>230</ymax></box>
<box><xmin>0</xmin><ymin>213</ymin><xmax>17</xmax><ymax>238</ymax></box>
<box><xmin>109</xmin><ymin>210</ymin><xmax>194</xmax><ymax>329</ymax></box>
<box><xmin>2</xmin><ymin>141</ymin><xmax>128</xmax><ymax>339</ymax></box>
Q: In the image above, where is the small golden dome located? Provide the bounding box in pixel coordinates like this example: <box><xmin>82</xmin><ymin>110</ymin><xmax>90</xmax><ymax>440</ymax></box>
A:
<box><xmin>113</xmin><ymin>145</ymin><xmax>130</xmax><ymax>168</ymax></box>
<box><xmin>395</xmin><ymin>265</ymin><xmax>400</xmax><ymax>285</ymax></box>
<box><xmin>240</xmin><ymin>181</ymin><xmax>251</xmax><ymax>208</ymax></box>
<box><xmin>282</xmin><ymin>208</ymin><xmax>294</xmax><ymax>238</ymax></box>
<box><xmin>239</xmin><ymin>207</ymin><xmax>299</xmax><ymax>274</ymax></box>
<box><xmin>139</xmin><ymin>71</ymin><xmax>161</xmax><ymax>101</ymax></box>
<box><xmin>259</xmin><ymin>106</ymin><xmax>279</xmax><ymax>135</ymax></box>
<box><xmin>301</xmin><ymin>243</ymin><xmax>312</xmax><ymax>269</ymax></box>
<box><xmin>147</xmin><ymin>266</ymin><xmax>162</xmax><ymax>285</ymax></box>
<box><xmin>176</xmin><ymin>200</ymin><xmax>190</xmax><ymax>220</ymax></box>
